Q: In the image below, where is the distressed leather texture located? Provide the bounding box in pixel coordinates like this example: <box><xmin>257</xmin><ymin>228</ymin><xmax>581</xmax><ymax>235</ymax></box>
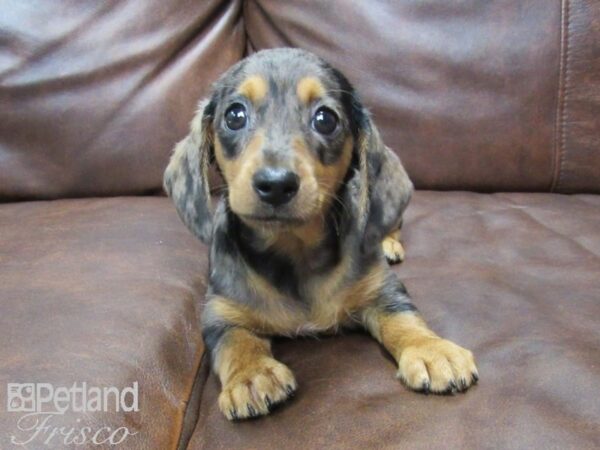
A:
<box><xmin>1</xmin><ymin>1</ymin><xmax>599</xmax><ymax>449</ymax></box>
<box><xmin>0</xmin><ymin>198</ymin><xmax>208</xmax><ymax>449</ymax></box>
<box><xmin>2</xmin><ymin>0</ymin><xmax>599</xmax><ymax>198</ymax></box>
<box><xmin>0</xmin><ymin>0</ymin><xmax>245</xmax><ymax>200</ymax></box>
<box><xmin>189</xmin><ymin>192</ymin><xmax>600</xmax><ymax>450</ymax></box>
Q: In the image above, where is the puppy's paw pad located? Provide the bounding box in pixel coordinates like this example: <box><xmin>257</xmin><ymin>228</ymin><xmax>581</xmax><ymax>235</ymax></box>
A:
<box><xmin>382</xmin><ymin>237</ymin><xmax>405</xmax><ymax>265</ymax></box>
<box><xmin>397</xmin><ymin>338</ymin><xmax>478</xmax><ymax>394</ymax></box>
<box><xmin>219</xmin><ymin>358</ymin><xmax>297</xmax><ymax>421</ymax></box>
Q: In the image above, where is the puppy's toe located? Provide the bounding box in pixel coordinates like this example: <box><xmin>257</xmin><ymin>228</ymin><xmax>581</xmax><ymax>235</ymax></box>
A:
<box><xmin>382</xmin><ymin>237</ymin><xmax>405</xmax><ymax>265</ymax></box>
<box><xmin>218</xmin><ymin>358</ymin><xmax>297</xmax><ymax>421</ymax></box>
<box><xmin>397</xmin><ymin>338</ymin><xmax>478</xmax><ymax>394</ymax></box>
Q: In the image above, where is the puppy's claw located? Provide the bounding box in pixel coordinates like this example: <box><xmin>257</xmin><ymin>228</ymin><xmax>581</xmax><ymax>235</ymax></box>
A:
<box><xmin>447</xmin><ymin>380</ymin><xmax>458</xmax><ymax>395</ymax></box>
<box><xmin>265</xmin><ymin>395</ymin><xmax>273</xmax><ymax>411</ymax></box>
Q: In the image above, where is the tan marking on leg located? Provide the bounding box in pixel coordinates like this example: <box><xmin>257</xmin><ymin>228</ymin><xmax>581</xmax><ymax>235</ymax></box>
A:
<box><xmin>296</xmin><ymin>76</ymin><xmax>326</xmax><ymax>104</ymax></box>
<box><xmin>341</xmin><ymin>264</ymin><xmax>386</xmax><ymax>311</ymax></box>
<box><xmin>364</xmin><ymin>311</ymin><xmax>479</xmax><ymax>394</ymax></box>
<box><xmin>215</xmin><ymin>328</ymin><xmax>297</xmax><ymax>420</ymax></box>
<box><xmin>209</xmin><ymin>295</ymin><xmax>305</xmax><ymax>336</ymax></box>
<box><xmin>382</xmin><ymin>229</ymin><xmax>405</xmax><ymax>264</ymax></box>
<box><xmin>238</xmin><ymin>75</ymin><xmax>268</xmax><ymax>104</ymax></box>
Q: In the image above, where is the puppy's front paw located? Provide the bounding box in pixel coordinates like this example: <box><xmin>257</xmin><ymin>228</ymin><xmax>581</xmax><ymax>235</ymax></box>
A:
<box><xmin>397</xmin><ymin>338</ymin><xmax>478</xmax><ymax>394</ymax></box>
<box><xmin>219</xmin><ymin>357</ymin><xmax>297</xmax><ymax>421</ymax></box>
<box><xmin>382</xmin><ymin>236</ymin><xmax>405</xmax><ymax>264</ymax></box>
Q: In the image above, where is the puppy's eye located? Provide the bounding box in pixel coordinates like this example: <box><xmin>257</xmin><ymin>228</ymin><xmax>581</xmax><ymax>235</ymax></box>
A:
<box><xmin>312</xmin><ymin>107</ymin><xmax>338</xmax><ymax>135</ymax></box>
<box><xmin>224</xmin><ymin>103</ymin><xmax>247</xmax><ymax>130</ymax></box>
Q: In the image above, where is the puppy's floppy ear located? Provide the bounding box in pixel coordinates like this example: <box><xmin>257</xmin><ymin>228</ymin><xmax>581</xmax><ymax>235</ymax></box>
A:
<box><xmin>354</xmin><ymin>109</ymin><xmax>414</xmax><ymax>247</ymax></box>
<box><xmin>326</xmin><ymin>66</ymin><xmax>412</xmax><ymax>246</ymax></box>
<box><xmin>163</xmin><ymin>99</ymin><xmax>216</xmax><ymax>244</ymax></box>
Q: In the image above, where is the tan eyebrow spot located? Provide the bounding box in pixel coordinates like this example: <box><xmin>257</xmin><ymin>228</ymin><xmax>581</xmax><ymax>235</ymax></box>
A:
<box><xmin>296</xmin><ymin>76</ymin><xmax>325</xmax><ymax>104</ymax></box>
<box><xmin>238</xmin><ymin>75</ymin><xmax>268</xmax><ymax>104</ymax></box>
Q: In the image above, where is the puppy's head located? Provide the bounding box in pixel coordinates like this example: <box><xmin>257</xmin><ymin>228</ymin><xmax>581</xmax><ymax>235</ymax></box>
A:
<box><xmin>214</xmin><ymin>49</ymin><xmax>359</xmax><ymax>227</ymax></box>
<box><xmin>165</xmin><ymin>48</ymin><xmax>409</xmax><ymax>244</ymax></box>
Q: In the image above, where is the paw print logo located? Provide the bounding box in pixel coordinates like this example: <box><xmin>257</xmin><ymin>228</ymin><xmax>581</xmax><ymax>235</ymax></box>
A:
<box><xmin>7</xmin><ymin>384</ymin><xmax>36</xmax><ymax>412</ymax></box>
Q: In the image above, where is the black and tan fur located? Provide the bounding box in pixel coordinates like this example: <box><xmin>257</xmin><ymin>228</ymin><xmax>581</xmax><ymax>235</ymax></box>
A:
<box><xmin>164</xmin><ymin>48</ymin><xmax>478</xmax><ymax>421</ymax></box>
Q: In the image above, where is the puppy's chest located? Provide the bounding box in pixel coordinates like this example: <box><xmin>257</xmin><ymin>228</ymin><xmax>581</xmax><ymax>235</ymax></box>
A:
<box><xmin>249</xmin><ymin>272</ymin><xmax>348</xmax><ymax>334</ymax></box>
<box><xmin>247</xmin><ymin>252</ymin><xmax>378</xmax><ymax>336</ymax></box>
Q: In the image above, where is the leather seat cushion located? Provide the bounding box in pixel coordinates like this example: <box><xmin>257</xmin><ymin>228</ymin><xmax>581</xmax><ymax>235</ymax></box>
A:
<box><xmin>1</xmin><ymin>192</ymin><xmax>598</xmax><ymax>449</ymax></box>
<box><xmin>188</xmin><ymin>191</ymin><xmax>600</xmax><ymax>449</ymax></box>
<box><xmin>0</xmin><ymin>197</ymin><xmax>207</xmax><ymax>449</ymax></box>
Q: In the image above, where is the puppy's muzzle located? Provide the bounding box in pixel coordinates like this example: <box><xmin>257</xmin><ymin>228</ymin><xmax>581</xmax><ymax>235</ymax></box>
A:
<box><xmin>252</xmin><ymin>167</ymin><xmax>300</xmax><ymax>207</ymax></box>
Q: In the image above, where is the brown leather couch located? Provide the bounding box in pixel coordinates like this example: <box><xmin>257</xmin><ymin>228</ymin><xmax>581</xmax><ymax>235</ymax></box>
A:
<box><xmin>1</xmin><ymin>1</ymin><xmax>599</xmax><ymax>449</ymax></box>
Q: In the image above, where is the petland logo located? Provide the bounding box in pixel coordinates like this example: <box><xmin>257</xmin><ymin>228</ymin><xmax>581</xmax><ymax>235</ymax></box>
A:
<box><xmin>6</xmin><ymin>382</ymin><xmax>139</xmax><ymax>446</ymax></box>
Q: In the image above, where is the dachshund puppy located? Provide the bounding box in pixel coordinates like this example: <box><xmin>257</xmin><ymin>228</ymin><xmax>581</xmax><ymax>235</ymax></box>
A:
<box><xmin>164</xmin><ymin>48</ymin><xmax>478</xmax><ymax>421</ymax></box>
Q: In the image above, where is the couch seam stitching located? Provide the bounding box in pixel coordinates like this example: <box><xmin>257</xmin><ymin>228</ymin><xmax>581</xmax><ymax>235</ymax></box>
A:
<box><xmin>176</xmin><ymin>352</ymin><xmax>210</xmax><ymax>450</ymax></box>
<box><xmin>254</xmin><ymin>0</ymin><xmax>293</xmax><ymax>47</ymax></box>
<box><xmin>551</xmin><ymin>0</ymin><xmax>565</xmax><ymax>191</ymax></box>
<box><xmin>242</xmin><ymin>0</ymin><xmax>253</xmax><ymax>56</ymax></box>
<box><xmin>174</xmin><ymin>288</ymin><xmax>212</xmax><ymax>449</ymax></box>
<box><xmin>553</xmin><ymin>0</ymin><xmax>570</xmax><ymax>192</ymax></box>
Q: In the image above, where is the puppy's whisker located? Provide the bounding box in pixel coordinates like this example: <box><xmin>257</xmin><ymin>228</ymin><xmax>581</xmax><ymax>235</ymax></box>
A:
<box><xmin>211</xmin><ymin>185</ymin><xmax>229</xmax><ymax>195</ymax></box>
<box><xmin>315</xmin><ymin>182</ymin><xmax>350</xmax><ymax>217</ymax></box>
<box><xmin>326</xmin><ymin>88</ymin><xmax>361</xmax><ymax>103</ymax></box>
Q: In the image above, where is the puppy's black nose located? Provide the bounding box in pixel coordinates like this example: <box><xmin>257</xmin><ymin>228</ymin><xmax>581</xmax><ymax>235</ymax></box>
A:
<box><xmin>252</xmin><ymin>168</ymin><xmax>300</xmax><ymax>206</ymax></box>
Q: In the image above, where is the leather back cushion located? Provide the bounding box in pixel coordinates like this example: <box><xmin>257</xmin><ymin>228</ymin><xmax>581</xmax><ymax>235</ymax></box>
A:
<box><xmin>1</xmin><ymin>0</ymin><xmax>598</xmax><ymax>199</ymax></box>
<box><xmin>0</xmin><ymin>0</ymin><xmax>244</xmax><ymax>200</ymax></box>
<box><xmin>245</xmin><ymin>0</ymin><xmax>600</xmax><ymax>193</ymax></box>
